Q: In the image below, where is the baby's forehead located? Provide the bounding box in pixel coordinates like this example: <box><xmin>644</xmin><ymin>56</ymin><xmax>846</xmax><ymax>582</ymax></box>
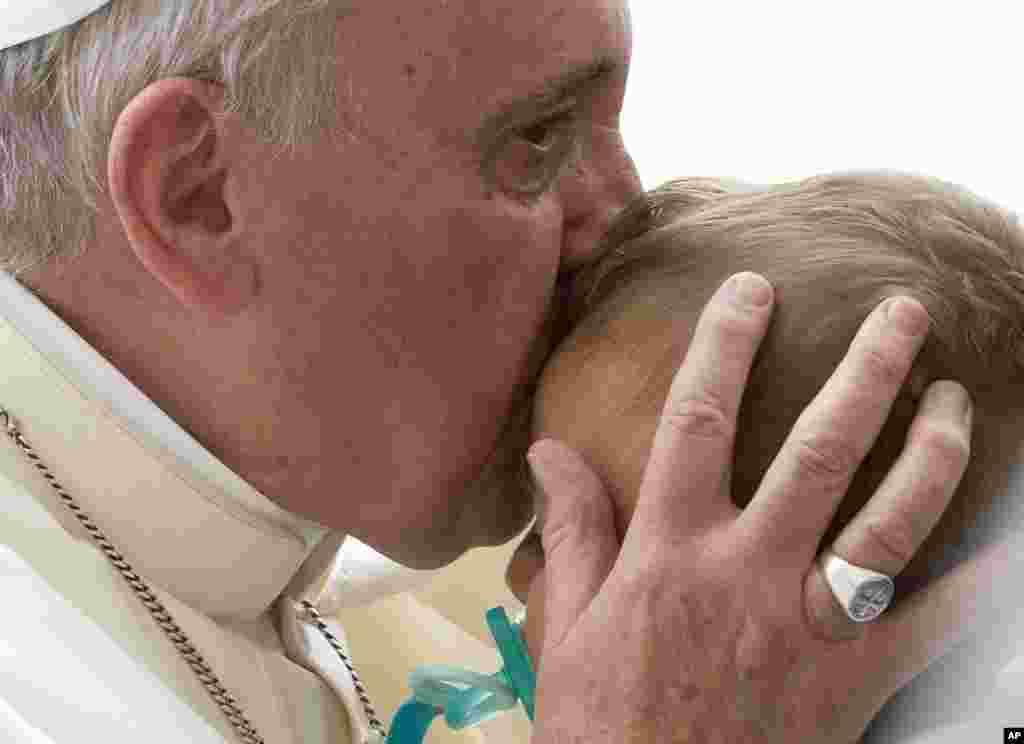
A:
<box><xmin>537</xmin><ymin>286</ymin><xmax>693</xmax><ymax>414</ymax></box>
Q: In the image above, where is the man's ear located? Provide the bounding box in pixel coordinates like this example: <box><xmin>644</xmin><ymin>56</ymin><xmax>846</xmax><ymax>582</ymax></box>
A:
<box><xmin>107</xmin><ymin>77</ymin><xmax>258</xmax><ymax>324</ymax></box>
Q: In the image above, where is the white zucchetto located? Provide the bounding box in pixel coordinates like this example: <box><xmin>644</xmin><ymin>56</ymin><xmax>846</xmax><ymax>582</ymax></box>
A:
<box><xmin>2</xmin><ymin>0</ymin><xmax>113</xmax><ymax>52</ymax></box>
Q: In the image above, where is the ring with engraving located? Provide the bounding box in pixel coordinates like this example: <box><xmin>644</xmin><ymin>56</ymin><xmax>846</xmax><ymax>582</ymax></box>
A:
<box><xmin>818</xmin><ymin>549</ymin><xmax>896</xmax><ymax>623</ymax></box>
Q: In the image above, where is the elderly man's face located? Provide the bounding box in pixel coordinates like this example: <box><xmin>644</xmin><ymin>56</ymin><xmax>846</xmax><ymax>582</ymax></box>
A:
<box><xmin>296</xmin><ymin>0</ymin><xmax>641</xmax><ymax>567</ymax></box>
<box><xmin>26</xmin><ymin>0</ymin><xmax>640</xmax><ymax>571</ymax></box>
<box><xmin>227</xmin><ymin>0</ymin><xmax>640</xmax><ymax>568</ymax></box>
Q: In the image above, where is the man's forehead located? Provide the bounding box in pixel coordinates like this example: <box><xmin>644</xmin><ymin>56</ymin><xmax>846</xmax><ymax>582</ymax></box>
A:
<box><xmin>466</xmin><ymin>4</ymin><xmax>629</xmax><ymax>123</ymax></box>
<box><xmin>346</xmin><ymin>0</ymin><xmax>631</xmax><ymax>147</ymax></box>
<box><xmin>474</xmin><ymin>56</ymin><xmax>620</xmax><ymax>149</ymax></box>
<box><xmin>438</xmin><ymin>0</ymin><xmax>630</xmax><ymax>89</ymax></box>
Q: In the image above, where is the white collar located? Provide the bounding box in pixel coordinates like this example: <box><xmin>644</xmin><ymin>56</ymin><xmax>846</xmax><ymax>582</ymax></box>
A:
<box><xmin>0</xmin><ymin>271</ymin><xmax>335</xmax><ymax>620</ymax></box>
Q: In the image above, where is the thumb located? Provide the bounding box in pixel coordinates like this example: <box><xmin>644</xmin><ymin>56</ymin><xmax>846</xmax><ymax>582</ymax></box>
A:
<box><xmin>527</xmin><ymin>439</ymin><xmax>620</xmax><ymax>654</ymax></box>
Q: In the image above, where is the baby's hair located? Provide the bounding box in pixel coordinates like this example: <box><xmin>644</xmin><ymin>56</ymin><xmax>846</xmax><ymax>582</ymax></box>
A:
<box><xmin>574</xmin><ymin>170</ymin><xmax>1024</xmax><ymax>567</ymax></box>
<box><xmin>576</xmin><ymin>171</ymin><xmax>1024</xmax><ymax>389</ymax></box>
<box><xmin>562</xmin><ymin>171</ymin><xmax>1024</xmax><ymax>734</ymax></box>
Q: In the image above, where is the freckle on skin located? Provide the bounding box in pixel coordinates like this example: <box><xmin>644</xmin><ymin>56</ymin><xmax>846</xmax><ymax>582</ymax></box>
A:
<box><xmin>403</xmin><ymin>63</ymin><xmax>416</xmax><ymax>79</ymax></box>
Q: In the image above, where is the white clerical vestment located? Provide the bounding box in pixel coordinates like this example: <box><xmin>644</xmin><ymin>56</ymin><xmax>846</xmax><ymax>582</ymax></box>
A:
<box><xmin>0</xmin><ymin>270</ymin><xmax>533</xmax><ymax>744</ymax></box>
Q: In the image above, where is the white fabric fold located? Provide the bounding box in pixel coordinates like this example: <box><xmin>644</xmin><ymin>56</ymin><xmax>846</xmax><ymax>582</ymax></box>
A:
<box><xmin>0</xmin><ymin>545</ymin><xmax>225</xmax><ymax>744</ymax></box>
<box><xmin>2</xmin><ymin>0</ymin><xmax>113</xmax><ymax>51</ymax></box>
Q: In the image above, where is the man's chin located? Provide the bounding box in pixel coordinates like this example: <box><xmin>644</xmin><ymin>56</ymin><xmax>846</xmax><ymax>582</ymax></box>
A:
<box><xmin>372</xmin><ymin>515</ymin><xmax>534</xmax><ymax>572</ymax></box>
<box><xmin>365</xmin><ymin>537</ymin><xmax>469</xmax><ymax>572</ymax></box>
<box><xmin>465</xmin><ymin>477</ymin><xmax>537</xmax><ymax>548</ymax></box>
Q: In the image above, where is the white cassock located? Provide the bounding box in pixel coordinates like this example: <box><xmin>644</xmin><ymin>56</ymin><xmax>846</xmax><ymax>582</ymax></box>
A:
<box><xmin>0</xmin><ymin>269</ymin><xmax>534</xmax><ymax>744</ymax></box>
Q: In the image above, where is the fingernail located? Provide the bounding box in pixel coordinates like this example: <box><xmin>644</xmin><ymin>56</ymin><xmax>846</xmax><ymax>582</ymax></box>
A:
<box><xmin>886</xmin><ymin>297</ymin><xmax>929</xmax><ymax>337</ymax></box>
<box><xmin>923</xmin><ymin>380</ymin><xmax>972</xmax><ymax>426</ymax></box>
<box><xmin>728</xmin><ymin>272</ymin><xmax>772</xmax><ymax>308</ymax></box>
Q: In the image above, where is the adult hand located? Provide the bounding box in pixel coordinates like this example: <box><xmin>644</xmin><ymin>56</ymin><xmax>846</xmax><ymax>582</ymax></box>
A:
<box><xmin>524</xmin><ymin>272</ymin><xmax>978</xmax><ymax>743</ymax></box>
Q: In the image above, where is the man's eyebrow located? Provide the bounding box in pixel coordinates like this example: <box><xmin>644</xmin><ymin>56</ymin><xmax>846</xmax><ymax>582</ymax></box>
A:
<box><xmin>475</xmin><ymin>56</ymin><xmax>618</xmax><ymax>147</ymax></box>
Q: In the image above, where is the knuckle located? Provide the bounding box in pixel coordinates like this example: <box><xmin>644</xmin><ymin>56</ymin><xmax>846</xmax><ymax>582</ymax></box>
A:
<box><xmin>804</xmin><ymin>571</ymin><xmax>865</xmax><ymax>644</ymax></box>
<box><xmin>631</xmin><ymin>547</ymin><xmax>670</xmax><ymax>589</ymax></box>
<box><xmin>543</xmin><ymin>495</ymin><xmax>600</xmax><ymax>553</ymax></box>
<box><xmin>860</xmin><ymin>345</ymin><xmax>908</xmax><ymax>389</ymax></box>
<box><xmin>860</xmin><ymin>514</ymin><xmax>918</xmax><ymax>566</ymax></box>
<box><xmin>540</xmin><ymin>520</ymin><xmax>574</xmax><ymax>557</ymax></box>
<box><xmin>666</xmin><ymin>393</ymin><xmax>734</xmax><ymax>440</ymax></box>
<box><xmin>545</xmin><ymin>457</ymin><xmax>593</xmax><ymax>493</ymax></box>
<box><xmin>911</xmin><ymin>474</ymin><xmax>954</xmax><ymax>525</ymax></box>
<box><xmin>792</xmin><ymin>434</ymin><xmax>860</xmax><ymax>481</ymax></box>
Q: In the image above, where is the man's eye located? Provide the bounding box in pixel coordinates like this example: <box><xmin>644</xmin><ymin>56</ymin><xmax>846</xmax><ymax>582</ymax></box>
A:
<box><xmin>519</xmin><ymin>111</ymin><xmax>576</xmax><ymax>148</ymax></box>
<box><xmin>491</xmin><ymin>111</ymin><xmax>579</xmax><ymax>198</ymax></box>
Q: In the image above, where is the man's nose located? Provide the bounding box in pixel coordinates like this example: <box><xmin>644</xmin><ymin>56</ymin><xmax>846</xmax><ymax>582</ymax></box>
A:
<box><xmin>557</xmin><ymin>132</ymin><xmax>644</xmax><ymax>275</ymax></box>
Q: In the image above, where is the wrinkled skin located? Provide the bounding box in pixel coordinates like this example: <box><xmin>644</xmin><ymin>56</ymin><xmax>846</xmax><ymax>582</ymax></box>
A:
<box><xmin>21</xmin><ymin>0</ymin><xmax>642</xmax><ymax>570</ymax></box>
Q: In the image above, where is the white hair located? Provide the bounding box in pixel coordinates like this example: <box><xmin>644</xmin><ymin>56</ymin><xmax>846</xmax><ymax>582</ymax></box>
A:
<box><xmin>0</xmin><ymin>0</ymin><xmax>351</xmax><ymax>280</ymax></box>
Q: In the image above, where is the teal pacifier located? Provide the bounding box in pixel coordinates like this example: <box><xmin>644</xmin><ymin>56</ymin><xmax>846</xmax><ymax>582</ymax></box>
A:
<box><xmin>384</xmin><ymin>606</ymin><xmax>536</xmax><ymax>743</ymax></box>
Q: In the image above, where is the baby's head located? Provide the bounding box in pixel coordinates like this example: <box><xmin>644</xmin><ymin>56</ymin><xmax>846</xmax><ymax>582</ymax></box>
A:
<box><xmin>506</xmin><ymin>171</ymin><xmax>1024</xmax><ymax>666</ymax></box>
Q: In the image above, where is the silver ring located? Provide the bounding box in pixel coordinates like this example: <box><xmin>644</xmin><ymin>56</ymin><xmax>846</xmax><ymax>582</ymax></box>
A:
<box><xmin>818</xmin><ymin>549</ymin><xmax>896</xmax><ymax>623</ymax></box>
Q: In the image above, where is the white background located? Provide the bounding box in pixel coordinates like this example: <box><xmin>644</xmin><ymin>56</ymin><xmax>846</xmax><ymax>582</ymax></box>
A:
<box><xmin>622</xmin><ymin>1</ymin><xmax>1019</xmax><ymax>214</ymax></box>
